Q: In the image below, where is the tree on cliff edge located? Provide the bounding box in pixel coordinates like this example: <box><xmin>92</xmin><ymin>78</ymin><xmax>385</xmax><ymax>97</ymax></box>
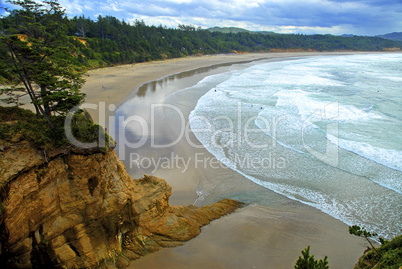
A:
<box><xmin>0</xmin><ymin>0</ymin><xmax>85</xmax><ymax>128</ymax></box>
<box><xmin>295</xmin><ymin>246</ymin><xmax>329</xmax><ymax>269</ymax></box>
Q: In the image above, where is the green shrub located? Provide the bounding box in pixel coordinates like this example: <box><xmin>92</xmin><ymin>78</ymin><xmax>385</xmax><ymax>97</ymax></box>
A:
<box><xmin>355</xmin><ymin>235</ymin><xmax>402</xmax><ymax>269</ymax></box>
<box><xmin>70</xmin><ymin>109</ymin><xmax>115</xmax><ymax>149</ymax></box>
<box><xmin>0</xmin><ymin>106</ymin><xmax>114</xmax><ymax>151</ymax></box>
<box><xmin>295</xmin><ymin>246</ymin><xmax>329</xmax><ymax>269</ymax></box>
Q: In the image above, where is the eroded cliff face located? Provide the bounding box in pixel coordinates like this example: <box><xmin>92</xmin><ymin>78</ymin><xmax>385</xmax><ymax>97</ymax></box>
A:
<box><xmin>0</xmin><ymin>140</ymin><xmax>241</xmax><ymax>268</ymax></box>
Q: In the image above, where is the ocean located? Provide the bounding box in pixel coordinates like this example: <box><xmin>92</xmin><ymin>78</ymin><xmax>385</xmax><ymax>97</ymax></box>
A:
<box><xmin>188</xmin><ymin>53</ymin><xmax>402</xmax><ymax>239</ymax></box>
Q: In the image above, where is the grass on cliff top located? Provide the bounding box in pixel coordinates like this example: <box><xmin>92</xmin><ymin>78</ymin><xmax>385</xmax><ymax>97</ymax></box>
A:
<box><xmin>354</xmin><ymin>235</ymin><xmax>402</xmax><ymax>269</ymax></box>
<box><xmin>0</xmin><ymin>106</ymin><xmax>114</xmax><ymax>150</ymax></box>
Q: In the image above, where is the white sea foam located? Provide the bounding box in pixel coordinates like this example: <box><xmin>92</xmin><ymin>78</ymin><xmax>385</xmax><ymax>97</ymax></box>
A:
<box><xmin>189</xmin><ymin>53</ymin><xmax>402</xmax><ymax>239</ymax></box>
<box><xmin>274</xmin><ymin>89</ymin><xmax>382</xmax><ymax>122</ymax></box>
<box><xmin>380</xmin><ymin>76</ymin><xmax>402</xmax><ymax>82</ymax></box>
<box><xmin>265</xmin><ymin>72</ymin><xmax>343</xmax><ymax>87</ymax></box>
<box><xmin>198</xmin><ymin>142</ymin><xmax>399</xmax><ymax>239</ymax></box>
<box><xmin>327</xmin><ymin>133</ymin><xmax>402</xmax><ymax>178</ymax></box>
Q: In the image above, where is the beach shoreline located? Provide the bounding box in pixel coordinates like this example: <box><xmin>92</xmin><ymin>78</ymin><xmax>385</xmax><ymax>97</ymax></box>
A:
<box><xmin>81</xmin><ymin>51</ymin><xmax>380</xmax><ymax>124</ymax></box>
<box><xmin>81</xmin><ymin>52</ymin><xmax>371</xmax><ymax>268</ymax></box>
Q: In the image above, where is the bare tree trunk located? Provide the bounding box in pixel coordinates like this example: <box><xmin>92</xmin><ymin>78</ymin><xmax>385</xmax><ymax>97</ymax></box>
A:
<box><xmin>40</xmin><ymin>84</ymin><xmax>51</xmax><ymax>116</ymax></box>
<box><xmin>8</xmin><ymin>47</ymin><xmax>55</xmax><ymax>129</ymax></box>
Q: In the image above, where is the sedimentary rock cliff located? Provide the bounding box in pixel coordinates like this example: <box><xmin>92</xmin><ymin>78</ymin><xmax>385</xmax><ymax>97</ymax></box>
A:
<box><xmin>0</xmin><ymin>139</ymin><xmax>241</xmax><ymax>268</ymax></box>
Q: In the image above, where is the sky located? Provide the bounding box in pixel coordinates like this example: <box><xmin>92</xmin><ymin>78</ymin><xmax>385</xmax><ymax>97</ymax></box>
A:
<box><xmin>1</xmin><ymin>0</ymin><xmax>401</xmax><ymax>36</ymax></box>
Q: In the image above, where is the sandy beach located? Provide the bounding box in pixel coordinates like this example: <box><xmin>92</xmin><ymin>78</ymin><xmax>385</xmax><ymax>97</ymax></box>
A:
<box><xmin>81</xmin><ymin>51</ymin><xmax>367</xmax><ymax>123</ymax></box>
<box><xmin>80</xmin><ymin>52</ymin><xmax>370</xmax><ymax>268</ymax></box>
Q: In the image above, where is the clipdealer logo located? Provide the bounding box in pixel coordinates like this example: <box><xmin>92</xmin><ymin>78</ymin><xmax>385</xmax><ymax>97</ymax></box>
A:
<box><xmin>64</xmin><ymin>100</ymin><xmax>339</xmax><ymax>170</ymax></box>
<box><xmin>129</xmin><ymin>152</ymin><xmax>286</xmax><ymax>174</ymax></box>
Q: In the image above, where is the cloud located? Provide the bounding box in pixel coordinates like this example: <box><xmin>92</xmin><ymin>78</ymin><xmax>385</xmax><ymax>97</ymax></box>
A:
<box><xmin>3</xmin><ymin>0</ymin><xmax>402</xmax><ymax>35</ymax></box>
<box><xmin>59</xmin><ymin>0</ymin><xmax>94</xmax><ymax>15</ymax></box>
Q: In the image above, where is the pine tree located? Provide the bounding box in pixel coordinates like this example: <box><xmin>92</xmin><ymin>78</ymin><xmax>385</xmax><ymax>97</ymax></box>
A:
<box><xmin>349</xmin><ymin>225</ymin><xmax>381</xmax><ymax>256</ymax></box>
<box><xmin>0</xmin><ymin>0</ymin><xmax>85</xmax><ymax>128</ymax></box>
<box><xmin>295</xmin><ymin>246</ymin><xmax>329</xmax><ymax>269</ymax></box>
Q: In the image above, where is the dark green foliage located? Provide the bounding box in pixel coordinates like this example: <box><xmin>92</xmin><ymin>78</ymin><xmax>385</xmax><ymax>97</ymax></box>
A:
<box><xmin>69</xmin><ymin>109</ymin><xmax>115</xmax><ymax>150</ymax></box>
<box><xmin>70</xmin><ymin>110</ymin><xmax>100</xmax><ymax>143</ymax></box>
<box><xmin>295</xmin><ymin>246</ymin><xmax>329</xmax><ymax>269</ymax></box>
<box><xmin>1</xmin><ymin>1</ymin><xmax>401</xmax><ymax>132</ymax></box>
<box><xmin>379</xmin><ymin>237</ymin><xmax>388</xmax><ymax>245</ymax></box>
<box><xmin>0</xmin><ymin>106</ymin><xmax>113</xmax><ymax>150</ymax></box>
<box><xmin>64</xmin><ymin>16</ymin><xmax>401</xmax><ymax>68</ymax></box>
<box><xmin>52</xmin><ymin>14</ymin><xmax>402</xmax><ymax>67</ymax></box>
<box><xmin>1</xmin><ymin>0</ymin><xmax>86</xmax><ymax>122</ymax></box>
<box><xmin>349</xmin><ymin>225</ymin><xmax>378</xmax><ymax>238</ymax></box>
<box><xmin>0</xmin><ymin>106</ymin><xmax>67</xmax><ymax>148</ymax></box>
<box><xmin>349</xmin><ymin>225</ymin><xmax>379</xmax><ymax>252</ymax></box>
<box><xmin>1</xmin><ymin>6</ymin><xmax>401</xmax><ymax>79</ymax></box>
<box><xmin>355</xmin><ymin>235</ymin><xmax>402</xmax><ymax>269</ymax></box>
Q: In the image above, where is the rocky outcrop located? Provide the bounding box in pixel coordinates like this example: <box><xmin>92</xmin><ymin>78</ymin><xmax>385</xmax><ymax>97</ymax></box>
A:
<box><xmin>0</xmin><ymin>139</ymin><xmax>242</xmax><ymax>268</ymax></box>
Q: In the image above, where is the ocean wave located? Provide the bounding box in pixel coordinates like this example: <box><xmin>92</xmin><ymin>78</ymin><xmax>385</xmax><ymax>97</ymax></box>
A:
<box><xmin>189</xmin><ymin>53</ymin><xmax>402</xmax><ymax>240</ymax></box>
<box><xmin>327</xmin><ymin>133</ymin><xmax>402</xmax><ymax>191</ymax></box>
<box><xmin>274</xmin><ymin>89</ymin><xmax>382</xmax><ymax>122</ymax></box>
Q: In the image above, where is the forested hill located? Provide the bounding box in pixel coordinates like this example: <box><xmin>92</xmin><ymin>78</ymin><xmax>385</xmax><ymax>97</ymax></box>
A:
<box><xmin>65</xmin><ymin>16</ymin><xmax>401</xmax><ymax>64</ymax></box>
<box><xmin>1</xmin><ymin>14</ymin><xmax>401</xmax><ymax>81</ymax></box>
<box><xmin>377</xmin><ymin>32</ymin><xmax>402</xmax><ymax>41</ymax></box>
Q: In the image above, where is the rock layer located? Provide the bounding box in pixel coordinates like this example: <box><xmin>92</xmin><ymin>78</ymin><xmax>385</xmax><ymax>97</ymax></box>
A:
<box><xmin>0</xmin><ymin>140</ymin><xmax>242</xmax><ymax>268</ymax></box>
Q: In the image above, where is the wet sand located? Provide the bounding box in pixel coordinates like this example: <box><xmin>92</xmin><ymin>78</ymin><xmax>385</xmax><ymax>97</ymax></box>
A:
<box><xmin>81</xmin><ymin>52</ymin><xmax>362</xmax><ymax>124</ymax></box>
<box><xmin>129</xmin><ymin>205</ymin><xmax>366</xmax><ymax>269</ymax></box>
<box><xmin>80</xmin><ymin>52</ymin><xmax>369</xmax><ymax>268</ymax></box>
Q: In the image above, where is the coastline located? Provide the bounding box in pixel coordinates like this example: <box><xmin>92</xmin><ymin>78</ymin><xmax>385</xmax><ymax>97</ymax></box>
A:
<box><xmin>81</xmin><ymin>52</ymin><xmax>370</xmax><ymax>268</ymax></box>
<box><xmin>81</xmin><ymin>51</ymin><xmax>374</xmax><ymax>124</ymax></box>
